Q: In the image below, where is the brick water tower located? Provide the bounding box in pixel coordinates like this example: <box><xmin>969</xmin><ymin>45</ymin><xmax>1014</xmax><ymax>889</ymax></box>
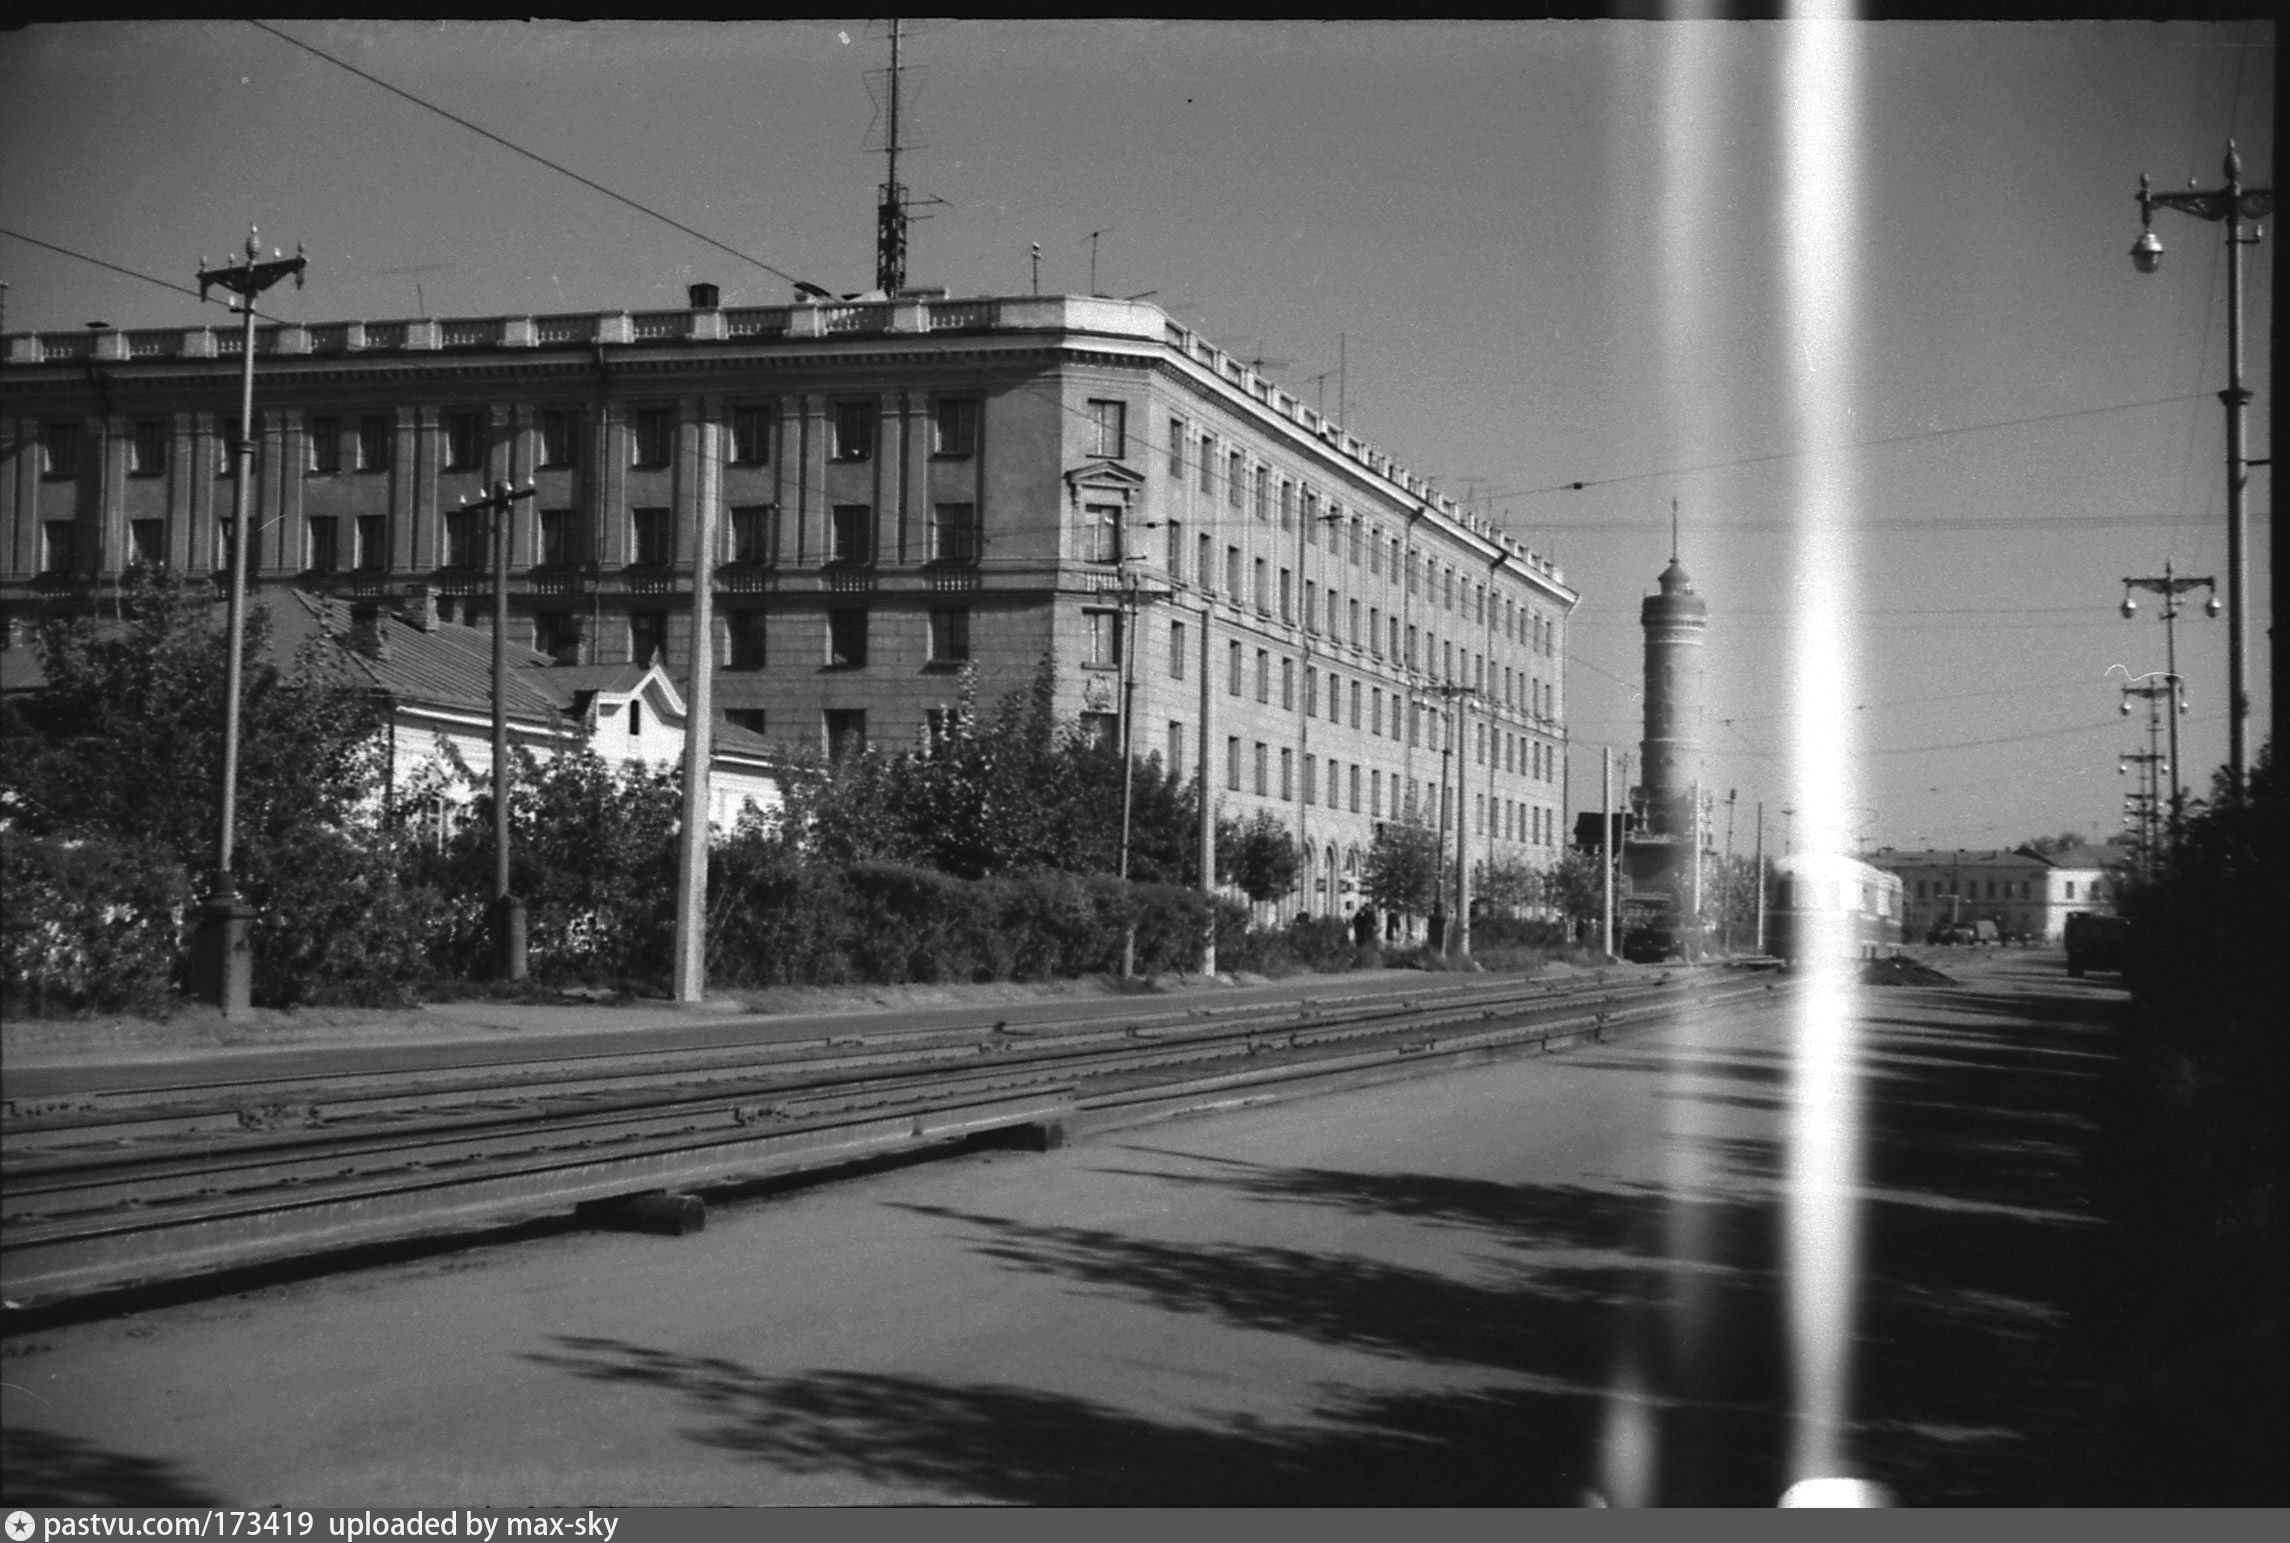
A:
<box><xmin>1627</xmin><ymin>516</ymin><xmax>1708</xmax><ymax>955</ymax></box>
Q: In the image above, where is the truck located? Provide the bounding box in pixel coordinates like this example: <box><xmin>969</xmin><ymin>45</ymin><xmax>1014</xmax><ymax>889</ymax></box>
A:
<box><xmin>2063</xmin><ymin>912</ymin><xmax>2132</xmax><ymax>978</ymax></box>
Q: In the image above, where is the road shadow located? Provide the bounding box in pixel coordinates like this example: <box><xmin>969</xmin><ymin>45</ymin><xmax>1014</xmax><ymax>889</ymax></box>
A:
<box><xmin>513</xmin><ymin>973</ymin><xmax>2120</xmax><ymax>1504</ymax></box>
<box><xmin>0</xmin><ymin>1425</ymin><xmax>220</xmax><ymax>1506</ymax></box>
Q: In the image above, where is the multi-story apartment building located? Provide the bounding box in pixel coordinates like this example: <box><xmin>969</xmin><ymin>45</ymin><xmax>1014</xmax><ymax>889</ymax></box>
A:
<box><xmin>3</xmin><ymin>285</ymin><xmax>1578</xmax><ymax>918</ymax></box>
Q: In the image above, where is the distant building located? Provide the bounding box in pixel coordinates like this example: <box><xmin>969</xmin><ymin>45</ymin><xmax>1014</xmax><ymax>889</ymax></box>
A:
<box><xmin>3</xmin><ymin>287</ymin><xmax>1579</xmax><ymax>917</ymax></box>
<box><xmin>1867</xmin><ymin>845</ymin><xmax>2121</xmax><ymax>943</ymax></box>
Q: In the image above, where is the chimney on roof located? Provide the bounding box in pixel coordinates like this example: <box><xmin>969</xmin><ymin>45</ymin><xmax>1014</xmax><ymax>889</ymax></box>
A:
<box><xmin>402</xmin><ymin>585</ymin><xmax>440</xmax><ymax>634</ymax></box>
<box><xmin>688</xmin><ymin>282</ymin><xmax>720</xmax><ymax>311</ymax></box>
<box><xmin>348</xmin><ymin>603</ymin><xmax>390</xmax><ymax>661</ymax></box>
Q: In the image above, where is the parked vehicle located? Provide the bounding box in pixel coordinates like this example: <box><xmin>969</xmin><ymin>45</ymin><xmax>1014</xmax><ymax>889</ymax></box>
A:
<box><xmin>1768</xmin><ymin>853</ymin><xmax>1905</xmax><ymax>965</ymax></box>
<box><xmin>2064</xmin><ymin>911</ymin><xmax>2132</xmax><ymax>977</ymax></box>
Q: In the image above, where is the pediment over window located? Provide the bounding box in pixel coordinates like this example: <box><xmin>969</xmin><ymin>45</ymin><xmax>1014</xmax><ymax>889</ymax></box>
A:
<box><xmin>1063</xmin><ymin>459</ymin><xmax>1146</xmax><ymax>503</ymax></box>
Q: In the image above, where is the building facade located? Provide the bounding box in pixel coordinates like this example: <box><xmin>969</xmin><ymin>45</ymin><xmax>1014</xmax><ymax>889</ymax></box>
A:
<box><xmin>3</xmin><ymin>287</ymin><xmax>1578</xmax><ymax>918</ymax></box>
<box><xmin>1867</xmin><ymin>846</ymin><xmax>2120</xmax><ymax>944</ymax></box>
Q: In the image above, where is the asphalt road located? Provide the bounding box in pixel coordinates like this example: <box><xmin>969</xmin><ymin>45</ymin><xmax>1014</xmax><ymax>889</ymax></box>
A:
<box><xmin>1</xmin><ymin>948</ymin><xmax>2122</xmax><ymax>1506</ymax></box>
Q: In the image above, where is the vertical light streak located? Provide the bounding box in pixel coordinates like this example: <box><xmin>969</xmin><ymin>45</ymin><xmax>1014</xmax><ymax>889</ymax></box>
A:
<box><xmin>1780</xmin><ymin>5</ymin><xmax>1868</xmax><ymax>1490</ymax></box>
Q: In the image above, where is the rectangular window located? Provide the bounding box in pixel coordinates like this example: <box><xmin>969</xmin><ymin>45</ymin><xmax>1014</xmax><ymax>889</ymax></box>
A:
<box><xmin>1349</xmin><ymin>599</ymin><xmax>1361</xmax><ymax>648</ymax></box>
<box><xmin>130</xmin><ymin>518</ymin><xmax>165</xmax><ymax>568</ymax></box>
<box><xmin>536</xmin><ymin>612</ymin><xmax>583</xmax><ymax>665</ymax></box>
<box><xmin>1253</xmin><ymin>558</ymin><xmax>1269</xmax><ymax>613</ymax></box>
<box><xmin>1253</xmin><ymin>466</ymin><xmax>1269</xmax><ymax>522</ymax></box>
<box><xmin>1281</xmin><ymin>748</ymin><xmax>1294</xmax><ymax>801</ymax></box>
<box><xmin>1279</xmin><ymin>567</ymin><xmax>1293</xmax><ymax>621</ymax></box>
<box><xmin>1368</xmin><ymin>607</ymin><xmax>1383</xmax><ymax>656</ymax></box>
<box><xmin>630</xmin><ymin>609</ymin><xmax>669</xmax><ymax>666</ymax></box>
<box><xmin>931</xmin><ymin>502</ymin><xmax>978</xmax><ymax>564</ymax></box>
<box><xmin>355</xmin><ymin>515</ymin><xmax>387</xmax><ymax>572</ymax></box>
<box><xmin>1304</xmin><ymin>666</ymin><xmax>1318</xmax><ymax>717</ymax></box>
<box><xmin>41</xmin><ymin>520</ymin><xmax>76</xmax><ymax>574</ymax></box>
<box><xmin>540</xmin><ymin>508</ymin><xmax>575</xmax><ymax>568</ymax></box>
<box><xmin>1405</xmin><ymin>623</ymin><xmax>1417</xmax><ymax>669</ymax></box>
<box><xmin>728</xmin><ymin>610</ymin><xmax>768</xmax><ymax>671</ymax></box>
<box><xmin>306</xmin><ymin>416</ymin><xmax>341</xmax><ymax>475</ymax></box>
<box><xmin>1088</xmin><ymin>399</ymin><xmax>1127</xmax><ymax>459</ymax></box>
<box><xmin>1372</xmin><ymin>688</ymin><xmax>1384</xmax><ymax>737</ymax></box>
<box><xmin>1371</xmin><ymin>769</ymin><xmax>1383</xmax><ymax>819</ymax></box>
<box><xmin>1228</xmin><ymin>640</ymin><xmax>1243</xmax><ymax>696</ymax></box>
<box><xmin>444</xmin><ymin>507</ymin><xmax>484</xmax><ymax>570</ymax></box>
<box><xmin>539</xmin><ymin>409</ymin><xmax>578</xmax><ymax>469</ymax></box>
<box><xmin>41</xmin><ymin>422</ymin><xmax>82</xmax><ymax>479</ymax></box>
<box><xmin>1349</xmin><ymin>518</ymin><xmax>1362</xmax><ymax>566</ymax></box>
<box><xmin>130</xmin><ymin>419</ymin><xmax>169</xmax><ymax>477</ymax></box>
<box><xmin>1083</xmin><ymin>502</ymin><xmax>1122</xmax><ymax>564</ymax></box>
<box><xmin>1084</xmin><ymin>609</ymin><xmax>1122</xmax><ymax>668</ymax></box>
<box><xmin>1350</xmin><ymin>764</ymin><xmax>1362</xmax><ymax>813</ymax></box>
<box><xmin>632</xmin><ymin>507</ymin><xmax>673</xmax><ymax>567</ymax></box>
<box><xmin>358</xmin><ymin>416</ymin><xmax>393</xmax><ymax>473</ymax></box>
<box><xmin>1254</xmin><ymin>742</ymin><xmax>1269</xmax><ymax>797</ymax></box>
<box><xmin>1228</xmin><ymin>452</ymin><xmax>1245</xmax><ymax>508</ymax></box>
<box><xmin>1226</xmin><ymin>545</ymin><xmax>1243</xmax><ymax>598</ymax></box>
<box><xmin>830</xmin><ymin>504</ymin><xmax>873</xmax><ymax>565</ymax></box>
<box><xmin>445</xmin><ymin>410</ymin><xmax>486</xmax><ymax>472</ymax></box>
<box><xmin>1227</xmin><ymin>737</ymin><xmax>1241</xmax><ymax>792</ymax></box>
<box><xmin>306</xmin><ymin>516</ymin><xmax>339</xmax><ymax>574</ymax></box>
<box><xmin>932</xmin><ymin>397</ymin><xmax>977</xmax><ymax>459</ymax></box>
<box><xmin>825</xmin><ymin>709</ymin><xmax>867</xmax><ymax>760</ymax></box>
<box><xmin>1350</xmin><ymin>679</ymin><xmax>1362</xmax><ymax>729</ymax></box>
<box><xmin>1198</xmin><ymin>533</ymin><xmax>1214</xmax><ymax>589</ymax></box>
<box><xmin>1283</xmin><ymin>481</ymin><xmax>1298</xmax><ymax>534</ymax></box>
<box><xmin>1304</xmin><ymin>580</ymin><xmax>1317</xmax><ymax>633</ymax></box>
<box><xmin>1165</xmin><ymin>515</ymin><xmax>1183</xmax><ymax>574</ymax></box>
<box><xmin>1281</xmin><ymin>657</ymin><xmax>1295</xmax><ymax>711</ymax></box>
<box><xmin>1168</xmin><ymin>418</ymin><xmax>1186</xmax><ymax>477</ymax></box>
<box><xmin>726</xmin><ymin>708</ymin><xmax>767</xmax><ymax>737</ymax></box>
<box><xmin>730</xmin><ymin>504</ymin><xmax>778</xmax><ymax>565</ymax></box>
<box><xmin>1255</xmin><ymin>649</ymin><xmax>1270</xmax><ymax>704</ymax></box>
<box><xmin>1199</xmin><ymin>436</ymin><xmax>1216</xmax><ymax>494</ymax></box>
<box><xmin>1081</xmin><ymin>712</ymin><xmax>1120</xmax><ymax>751</ymax></box>
<box><xmin>631</xmin><ymin>407</ymin><xmax>673</xmax><ymax>468</ymax></box>
<box><xmin>1168</xmin><ymin>721</ymin><xmax>1185</xmax><ymax>779</ymax></box>
<box><xmin>929</xmin><ymin>607</ymin><xmax>971</xmax><ymax>665</ymax></box>
<box><xmin>1170</xmin><ymin>619</ymin><xmax>1187</xmax><ymax>679</ymax></box>
<box><xmin>730</xmin><ymin>404</ymin><xmax>771</xmax><ymax>465</ymax></box>
<box><xmin>827</xmin><ymin>609</ymin><xmax>868</xmax><ymax>668</ymax></box>
<box><xmin>827</xmin><ymin>400</ymin><xmax>873</xmax><ymax>463</ymax></box>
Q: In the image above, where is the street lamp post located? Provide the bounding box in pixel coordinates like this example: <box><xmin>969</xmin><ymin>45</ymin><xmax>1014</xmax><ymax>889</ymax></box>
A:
<box><xmin>2120</xmin><ymin>676</ymin><xmax>2180</xmax><ymax>870</ymax></box>
<box><xmin>191</xmin><ymin>228</ymin><xmax>304</xmax><ymax>1017</ymax></box>
<box><xmin>459</xmin><ymin>478</ymin><xmax>537</xmax><ymax>980</ymax></box>
<box><xmin>2120</xmin><ymin>561</ymin><xmax>2217</xmax><ymax>840</ymax></box>
<box><xmin>2131</xmin><ymin>145</ymin><xmax>2272</xmax><ymax>792</ymax></box>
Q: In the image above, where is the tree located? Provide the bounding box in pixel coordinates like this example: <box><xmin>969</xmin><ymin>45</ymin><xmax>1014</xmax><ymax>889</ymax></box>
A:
<box><xmin>1219</xmin><ymin>810</ymin><xmax>1300</xmax><ymax>904</ymax></box>
<box><xmin>1543</xmin><ymin>848</ymin><xmax>1617</xmax><ymax>942</ymax></box>
<box><xmin>1364</xmin><ymin>817</ymin><xmax>1440</xmax><ymax>924</ymax></box>
<box><xmin>0</xmin><ymin>571</ymin><xmax>428</xmax><ymax>1008</ymax></box>
<box><xmin>1476</xmin><ymin>855</ymin><xmax>1539</xmax><ymax>916</ymax></box>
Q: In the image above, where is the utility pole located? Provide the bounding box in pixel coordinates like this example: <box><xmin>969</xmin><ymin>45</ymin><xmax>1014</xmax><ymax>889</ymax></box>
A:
<box><xmin>458</xmin><ymin>475</ymin><xmax>537</xmax><ymax>981</ymax></box>
<box><xmin>1600</xmin><ymin>745</ymin><xmax>1615</xmax><ymax>959</ymax></box>
<box><xmin>1197</xmin><ymin>601</ymin><xmax>1217</xmax><ymax>975</ymax></box>
<box><xmin>1724</xmin><ymin>787</ymin><xmax>1739</xmax><ymax>955</ymax></box>
<box><xmin>671</xmin><ymin>411</ymin><xmax>722</xmax><ymax>1003</ymax></box>
<box><xmin>1753</xmin><ymin>802</ymin><xmax>1766</xmax><ymax>955</ymax></box>
<box><xmin>2120</xmin><ymin>561</ymin><xmax>2216</xmax><ymax>842</ymax></box>
<box><xmin>191</xmin><ymin>228</ymin><xmax>304</xmax><ymax>1017</ymax></box>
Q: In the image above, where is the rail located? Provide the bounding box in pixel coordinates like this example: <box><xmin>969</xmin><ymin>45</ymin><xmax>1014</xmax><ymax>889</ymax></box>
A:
<box><xmin>0</xmin><ymin>968</ymin><xmax>1784</xmax><ymax>1306</ymax></box>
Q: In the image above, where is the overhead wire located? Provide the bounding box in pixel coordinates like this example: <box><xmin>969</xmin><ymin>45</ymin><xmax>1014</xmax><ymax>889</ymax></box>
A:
<box><xmin>0</xmin><ymin>228</ymin><xmax>292</xmax><ymax>324</ymax></box>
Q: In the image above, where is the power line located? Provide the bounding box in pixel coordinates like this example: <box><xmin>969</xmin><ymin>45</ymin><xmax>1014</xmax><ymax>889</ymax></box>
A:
<box><xmin>1468</xmin><ymin>392</ymin><xmax>2218</xmax><ymax>507</ymax></box>
<box><xmin>246</xmin><ymin>21</ymin><xmax>826</xmax><ymax>297</ymax></box>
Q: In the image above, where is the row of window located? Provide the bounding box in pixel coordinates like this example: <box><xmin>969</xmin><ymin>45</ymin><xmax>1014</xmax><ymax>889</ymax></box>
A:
<box><xmin>1164</xmin><ymin>415</ymin><xmax>1558</xmax><ymax>653</ymax></box>
<box><xmin>1910</xmin><ymin>876</ymin><xmax>2096</xmax><ymax>902</ymax></box>
<box><xmin>1208</xmin><ymin>739</ymin><xmax>1554</xmax><ymax>836</ymax></box>
<box><xmin>31</xmin><ymin>398</ymin><xmax>985</xmax><ymax>482</ymax></box>
<box><xmin>1168</xmin><ymin>613</ymin><xmax>1553</xmax><ymax>726</ymax></box>
<box><xmin>526</xmin><ymin>605</ymin><xmax>975</xmax><ymax>673</ymax></box>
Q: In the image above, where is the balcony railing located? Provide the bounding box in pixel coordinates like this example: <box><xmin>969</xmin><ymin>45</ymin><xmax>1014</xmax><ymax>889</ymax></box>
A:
<box><xmin>127</xmin><ymin>330</ymin><xmax>182</xmax><ymax>359</ymax></box>
<box><xmin>823</xmin><ymin>303</ymin><xmax>890</xmax><ymax>335</ymax></box>
<box><xmin>927</xmin><ymin>300</ymin><xmax>996</xmax><ymax>332</ymax></box>
<box><xmin>630</xmin><ymin>311</ymin><xmax>685</xmax><ymax>342</ymax></box>
<box><xmin>441</xmin><ymin>318</ymin><xmax>501</xmax><ymax>348</ymax></box>
<box><xmin>723</xmin><ymin>307</ymin><xmax>790</xmax><ymax>338</ymax></box>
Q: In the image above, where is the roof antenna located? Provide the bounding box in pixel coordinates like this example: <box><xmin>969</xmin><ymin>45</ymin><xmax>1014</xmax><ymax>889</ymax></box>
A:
<box><xmin>1670</xmin><ymin>496</ymin><xmax>1680</xmax><ymax>564</ymax></box>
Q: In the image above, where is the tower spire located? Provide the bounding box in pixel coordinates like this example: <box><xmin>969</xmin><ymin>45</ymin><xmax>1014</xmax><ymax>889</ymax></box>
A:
<box><xmin>1670</xmin><ymin>496</ymin><xmax>1680</xmax><ymax>564</ymax></box>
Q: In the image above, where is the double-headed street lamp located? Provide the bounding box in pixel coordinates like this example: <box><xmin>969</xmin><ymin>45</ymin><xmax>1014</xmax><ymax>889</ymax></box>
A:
<box><xmin>2119</xmin><ymin>560</ymin><xmax>2217</xmax><ymax>839</ymax></box>
<box><xmin>2131</xmin><ymin>144</ymin><xmax>2271</xmax><ymax>792</ymax></box>
<box><xmin>191</xmin><ymin>228</ymin><xmax>304</xmax><ymax>1016</ymax></box>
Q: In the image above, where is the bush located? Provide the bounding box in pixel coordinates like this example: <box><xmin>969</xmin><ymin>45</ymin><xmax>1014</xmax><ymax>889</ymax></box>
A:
<box><xmin>1</xmin><ymin>829</ymin><xmax>195</xmax><ymax>1016</ymax></box>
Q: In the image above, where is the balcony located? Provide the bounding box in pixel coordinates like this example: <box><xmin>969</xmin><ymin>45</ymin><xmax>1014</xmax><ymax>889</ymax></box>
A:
<box><xmin>823</xmin><ymin>564</ymin><xmax>877</xmax><ymax>593</ymax></box>
<box><xmin>717</xmin><ymin>564</ymin><xmax>779</xmax><ymax>593</ymax></box>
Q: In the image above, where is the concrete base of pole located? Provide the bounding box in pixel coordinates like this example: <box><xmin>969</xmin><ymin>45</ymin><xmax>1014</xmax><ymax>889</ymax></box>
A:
<box><xmin>491</xmin><ymin>894</ymin><xmax>528</xmax><ymax>982</ymax></box>
<box><xmin>190</xmin><ymin>890</ymin><xmax>257</xmax><ymax>1018</ymax></box>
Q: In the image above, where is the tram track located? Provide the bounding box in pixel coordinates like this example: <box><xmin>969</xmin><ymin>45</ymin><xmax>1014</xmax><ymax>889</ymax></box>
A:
<box><xmin>1</xmin><ymin>966</ymin><xmax>1786</xmax><ymax>1307</ymax></box>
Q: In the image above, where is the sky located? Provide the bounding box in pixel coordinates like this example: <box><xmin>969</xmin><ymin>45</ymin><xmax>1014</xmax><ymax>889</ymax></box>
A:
<box><xmin>0</xmin><ymin>18</ymin><xmax>2275</xmax><ymax>856</ymax></box>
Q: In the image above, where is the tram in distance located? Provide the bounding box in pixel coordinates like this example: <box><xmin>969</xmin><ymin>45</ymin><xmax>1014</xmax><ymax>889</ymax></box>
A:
<box><xmin>1766</xmin><ymin>852</ymin><xmax>1905</xmax><ymax>965</ymax></box>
